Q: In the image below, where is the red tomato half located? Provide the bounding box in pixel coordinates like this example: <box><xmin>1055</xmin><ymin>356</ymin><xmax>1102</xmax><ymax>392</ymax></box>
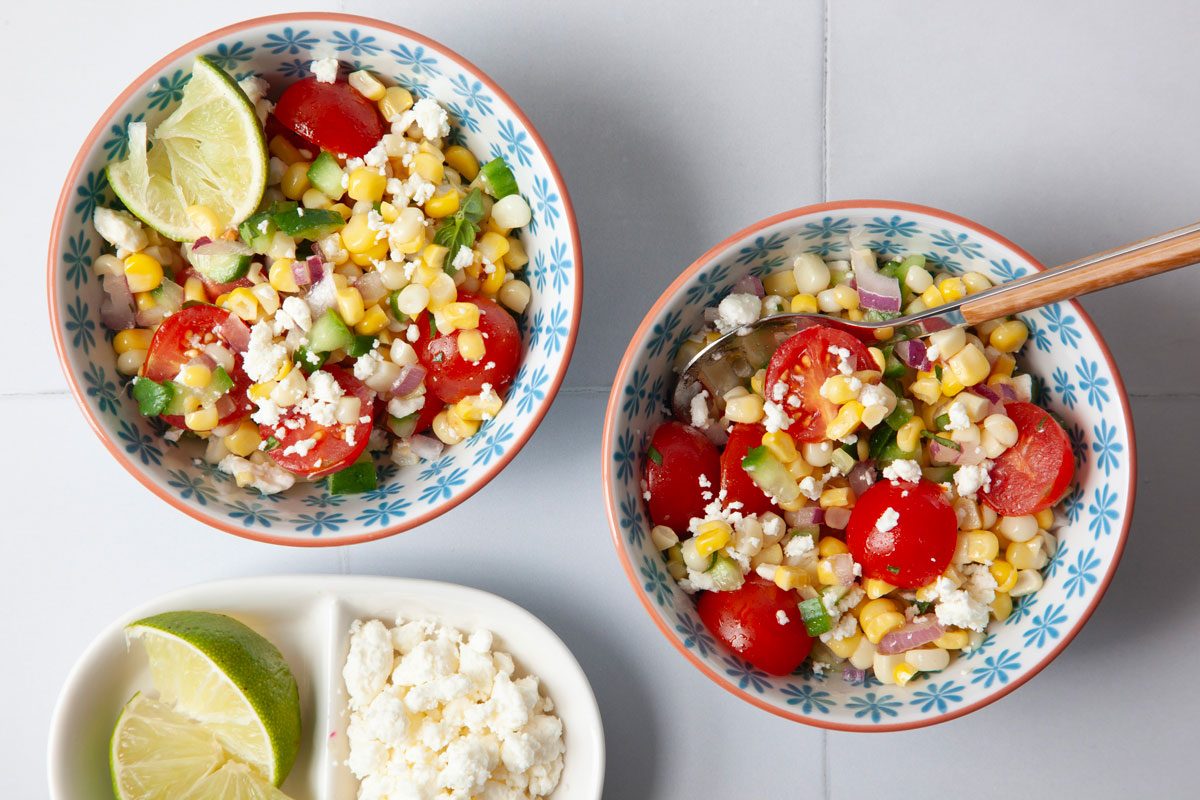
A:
<box><xmin>273</xmin><ymin>77</ymin><xmax>385</xmax><ymax>157</ymax></box>
<box><xmin>413</xmin><ymin>295</ymin><xmax>522</xmax><ymax>405</ymax></box>
<box><xmin>143</xmin><ymin>304</ymin><xmax>252</xmax><ymax>428</ymax></box>
<box><xmin>263</xmin><ymin>367</ymin><xmax>376</xmax><ymax>479</ymax></box>
<box><xmin>720</xmin><ymin>423</ymin><xmax>780</xmax><ymax>517</ymax></box>
<box><xmin>981</xmin><ymin>402</ymin><xmax>1075</xmax><ymax>516</ymax></box>
<box><xmin>846</xmin><ymin>478</ymin><xmax>958</xmax><ymax>589</ymax></box>
<box><xmin>764</xmin><ymin>326</ymin><xmax>875</xmax><ymax>442</ymax></box>
<box><xmin>643</xmin><ymin>421</ymin><xmax>721</xmax><ymax>534</ymax></box>
<box><xmin>697</xmin><ymin>576</ymin><xmax>813</xmax><ymax>676</ymax></box>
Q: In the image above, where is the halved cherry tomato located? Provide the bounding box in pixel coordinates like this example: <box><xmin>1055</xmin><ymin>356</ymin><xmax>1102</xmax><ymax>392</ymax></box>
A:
<box><xmin>412</xmin><ymin>295</ymin><xmax>522</xmax><ymax>405</ymax></box>
<box><xmin>764</xmin><ymin>326</ymin><xmax>875</xmax><ymax>442</ymax></box>
<box><xmin>273</xmin><ymin>76</ymin><xmax>385</xmax><ymax>157</ymax></box>
<box><xmin>981</xmin><ymin>402</ymin><xmax>1074</xmax><ymax>516</ymax></box>
<box><xmin>262</xmin><ymin>367</ymin><xmax>376</xmax><ymax>479</ymax></box>
<box><xmin>720</xmin><ymin>423</ymin><xmax>780</xmax><ymax>517</ymax></box>
<box><xmin>846</xmin><ymin>478</ymin><xmax>958</xmax><ymax>589</ymax></box>
<box><xmin>644</xmin><ymin>421</ymin><xmax>721</xmax><ymax>534</ymax></box>
<box><xmin>412</xmin><ymin>395</ymin><xmax>442</xmax><ymax>434</ymax></box>
<box><xmin>143</xmin><ymin>304</ymin><xmax>252</xmax><ymax>428</ymax></box>
<box><xmin>697</xmin><ymin>575</ymin><xmax>813</xmax><ymax>676</ymax></box>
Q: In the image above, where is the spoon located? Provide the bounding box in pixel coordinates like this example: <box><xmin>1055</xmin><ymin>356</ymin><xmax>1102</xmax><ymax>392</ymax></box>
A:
<box><xmin>672</xmin><ymin>219</ymin><xmax>1200</xmax><ymax>420</ymax></box>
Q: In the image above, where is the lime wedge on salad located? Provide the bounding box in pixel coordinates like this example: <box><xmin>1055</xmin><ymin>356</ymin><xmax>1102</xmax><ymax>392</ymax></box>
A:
<box><xmin>123</xmin><ymin>611</ymin><xmax>301</xmax><ymax>786</ymax></box>
<box><xmin>107</xmin><ymin>55</ymin><xmax>267</xmax><ymax>241</ymax></box>
<box><xmin>111</xmin><ymin>695</ymin><xmax>294</xmax><ymax>800</ymax></box>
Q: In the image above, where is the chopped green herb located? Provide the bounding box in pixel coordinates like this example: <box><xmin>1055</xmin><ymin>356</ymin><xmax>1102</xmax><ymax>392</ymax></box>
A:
<box><xmin>427</xmin><ymin>314</ymin><xmax>438</xmax><ymax>339</ymax></box>
<box><xmin>263</xmin><ymin>436</ymin><xmax>280</xmax><ymax>451</ymax></box>
<box><xmin>132</xmin><ymin>377</ymin><xmax>174</xmax><ymax>416</ymax></box>
<box><xmin>914</xmin><ymin>600</ymin><xmax>934</xmax><ymax>615</ymax></box>
<box><xmin>886</xmin><ymin>565</ymin><xmax>900</xmax><ymax>575</ymax></box>
<box><xmin>922</xmin><ymin>431</ymin><xmax>961</xmax><ymax>450</ymax></box>
<box><xmin>935</xmin><ymin>413</ymin><xmax>951</xmax><ymax>431</ymax></box>
<box><xmin>648</xmin><ymin>446</ymin><xmax>663</xmax><ymax>465</ymax></box>
<box><xmin>432</xmin><ymin>187</ymin><xmax>486</xmax><ymax>272</ymax></box>
<box><xmin>934</xmin><ymin>364</ymin><xmax>943</xmax><ymax>381</ymax></box>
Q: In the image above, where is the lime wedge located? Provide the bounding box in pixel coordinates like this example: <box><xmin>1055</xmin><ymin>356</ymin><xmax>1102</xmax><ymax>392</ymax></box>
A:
<box><xmin>107</xmin><ymin>55</ymin><xmax>267</xmax><ymax>241</ymax></box>
<box><xmin>110</xmin><ymin>695</ymin><xmax>296</xmax><ymax>800</ymax></box>
<box><xmin>126</xmin><ymin>611</ymin><xmax>301</xmax><ymax>785</ymax></box>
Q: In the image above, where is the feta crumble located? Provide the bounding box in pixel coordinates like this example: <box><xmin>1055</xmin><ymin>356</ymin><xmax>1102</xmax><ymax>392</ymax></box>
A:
<box><xmin>882</xmin><ymin>458</ymin><xmax>922</xmax><ymax>483</ymax></box>
<box><xmin>311</xmin><ymin>57</ymin><xmax>339</xmax><ymax>83</ymax></box>
<box><xmin>714</xmin><ymin>293</ymin><xmax>761</xmax><ymax>334</ymax></box>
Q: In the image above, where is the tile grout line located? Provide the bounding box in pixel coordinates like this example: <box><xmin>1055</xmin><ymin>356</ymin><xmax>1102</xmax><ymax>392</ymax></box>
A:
<box><xmin>821</xmin><ymin>2</ymin><xmax>832</xmax><ymax>798</ymax></box>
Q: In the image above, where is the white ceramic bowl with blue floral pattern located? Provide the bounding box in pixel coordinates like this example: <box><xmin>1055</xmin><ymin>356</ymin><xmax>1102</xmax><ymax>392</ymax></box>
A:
<box><xmin>602</xmin><ymin>201</ymin><xmax>1135</xmax><ymax>730</ymax></box>
<box><xmin>48</xmin><ymin>14</ymin><xmax>580</xmax><ymax>546</ymax></box>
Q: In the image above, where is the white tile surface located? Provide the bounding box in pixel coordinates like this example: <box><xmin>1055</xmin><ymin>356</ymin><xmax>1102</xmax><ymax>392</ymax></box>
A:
<box><xmin>7</xmin><ymin>1</ymin><xmax>1200</xmax><ymax>798</ymax></box>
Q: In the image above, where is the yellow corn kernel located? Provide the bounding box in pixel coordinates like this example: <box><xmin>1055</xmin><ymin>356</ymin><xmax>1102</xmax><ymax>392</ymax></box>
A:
<box><xmin>281</xmin><ymin>161</ymin><xmax>311</xmax><ymax>200</ymax></box>
<box><xmin>350</xmin><ymin>244</ymin><xmax>388</xmax><ymax>266</ymax></box>
<box><xmin>186</xmin><ymin>204</ymin><xmax>222</xmax><ymax>239</ymax></box>
<box><xmin>915</xmin><ymin>584</ymin><xmax>939</xmax><ymax>604</ymax></box>
<box><xmin>453</xmin><ymin>329</ymin><xmax>486</xmax><ymax>362</ymax></box>
<box><xmin>179</xmin><ymin>394</ymin><xmax>202</xmax><ymax>414</ymax></box>
<box><xmin>378</xmin><ymin>201</ymin><xmax>400</xmax><ymax>224</ymax></box>
<box><xmin>378</xmin><ymin>86</ymin><xmax>414</xmax><ymax>121</ymax></box>
<box><xmin>762</xmin><ymin>431</ymin><xmax>797</xmax><ymax>464</ymax></box>
<box><xmin>818</xmin><ymin>486</ymin><xmax>851</xmax><ymax>509</ymax></box>
<box><xmin>990</xmin><ymin>352</ymin><xmax>1016</xmax><ymax>379</ymax></box>
<box><xmin>863</xmin><ymin>610</ymin><xmax>906</xmax><ymax>644</ymax></box>
<box><xmin>445</xmin><ymin>406</ymin><xmax>481</xmax><ymax>440</ymax></box>
<box><xmin>347</xmin><ymin>167</ymin><xmax>387</xmax><ymax>203</ymax></box>
<box><xmin>724</xmin><ymin>393</ymin><xmax>764</xmax><ymax>424</ymax></box>
<box><xmin>117</xmin><ymin>350</ymin><xmax>145</xmax><ymax>376</ymax></box>
<box><xmin>939</xmin><ymin>367</ymin><xmax>964</xmax><ymax>397</ymax></box>
<box><xmin>222</xmin><ymin>420</ymin><xmax>262</xmax><ymax>457</ymax></box>
<box><xmin>749</xmin><ymin>369</ymin><xmax>766</xmax><ymax>398</ymax></box>
<box><xmin>497</xmin><ymin>279</ymin><xmax>531</xmax><ymax>314</ymax></box>
<box><xmin>773</xmin><ymin>565</ymin><xmax>808</xmax><ymax>591</ymax></box>
<box><xmin>481</xmin><ymin>263</ymin><xmax>507</xmax><ymax>295</ymax></box>
<box><xmin>933</xmin><ymin>629</ymin><xmax>970</xmax><ymax>650</ymax></box>
<box><xmin>420</xmin><ymin>244</ymin><xmax>450</xmax><ymax>273</ymax></box>
<box><xmin>864</xmin><ymin>578</ymin><xmax>895</xmax><ymax>600</ymax></box>
<box><xmin>354</xmin><ymin>304</ymin><xmax>389</xmax><ymax>335</ymax></box>
<box><xmin>329</xmin><ymin>202</ymin><xmax>353</xmax><ymax>221</ymax></box>
<box><xmin>248</xmin><ymin>381</ymin><xmax>275</xmax><ymax>401</ymax></box>
<box><xmin>762</xmin><ymin>269</ymin><xmax>798</xmax><ymax>297</ymax></box>
<box><xmin>894</xmin><ymin>663</ymin><xmax>919</xmax><ymax>687</ymax></box>
<box><xmin>484</xmin><ymin>216</ymin><xmax>511</xmax><ymax>236</ymax></box>
<box><xmin>123</xmin><ymin>253</ymin><xmax>164</xmax><ymax>293</ymax></box>
<box><xmin>790</xmin><ymin>293</ymin><xmax>818</xmax><ymax>313</ymax></box>
<box><xmin>455</xmin><ymin>390</ymin><xmax>504</xmax><ymax>423</ymax></box>
<box><xmin>919</xmin><ymin>285</ymin><xmax>945</xmax><ymax>308</ymax></box>
<box><xmin>990</xmin><ymin>560</ymin><xmax>1018</xmax><ymax>593</ymax></box>
<box><xmin>821</xmin><ymin>375</ymin><xmax>861</xmax><ymax>405</ymax></box>
<box><xmin>960</xmin><ymin>530</ymin><xmax>999</xmax><ymax>563</ymax></box>
<box><xmin>962</xmin><ymin>271</ymin><xmax>992</xmax><ymax>294</ymax></box>
<box><xmin>826</xmin><ymin>632</ymin><xmax>862</xmax><ymax>659</ymax></box>
<box><xmin>817</xmin><ymin>536</ymin><xmax>850</xmax><ymax>557</ymax></box>
<box><xmin>224</xmin><ymin>287</ymin><xmax>259</xmax><ymax>321</ymax></box>
<box><xmin>937</xmin><ymin>277</ymin><xmax>966</xmax><ymax>303</ymax></box>
<box><xmin>815</xmin><ymin>559</ymin><xmax>840</xmax><ymax>586</ymax></box>
<box><xmin>858</xmin><ymin>598</ymin><xmax>898</xmax><ymax>626</ymax></box>
<box><xmin>335</xmin><ymin>287</ymin><xmax>366</xmax><ymax>326</ymax></box>
<box><xmin>268</xmin><ymin>134</ymin><xmax>303</xmax><ymax>164</ymax></box>
<box><xmin>443</xmin><ymin>144</ymin><xmax>480</xmax><ymax>180</ymax></box>
<box><xmin>504</xmin><ymin>237</ymin><xmax>529</xmax><ymax>270</ymax></box>
<box><xmin>440</xmin><ymin>302</ymin><xmax>481</xmax><ymax>331</ymax></box>
<box><xmin>347</xmin><ymin>69</ymin><xmax>386</xmax><ymax>101</ymax></box>
<box><xmin>1006</xmin><ymin>539</ymin><xmax>1042</xmax><ymax>570</ymax></box>
<box><xmin>340</xmin><ymin>214</ymin><xmax>379</xmax><ymax>254</ymax></box>
<box><xmin>991</xmin><ymin>591</ymin><xmax>1013</xmax><ymax>622</ymax></box>
<box><xmin>424</xmin><ymin>186</ymin><xmax>460</xmax><ymax>219</ymax></box>
<box><xmin>908</xmin><ymin>373</ymin><xmax>940</xmax><ymax>405</ymax></box>
<box><xmin>179</xmin><ymin>363</ymin><xmax>212</xmax><ymax>389</ymax></box>
<box><xmin>895</xmin><ymin>417</ymin><xmax>925</xmax><ymax>453</ymax></box>
<box><xmin>181</xmin><ymin>276</ymin><xmax>205</xmax><ymax>304</ymax></box>
<box><xmin>274</xmin><ymin>360</ymin><xmax>293</xmax><ymax>382</ymax></box>
<box><xmin>412</xmin><ymin>152</ymin><xmax>445</xmax><ymax>184</ymax></box>
<box><xmin>477</xmin><ymin>232</ymin><xmax>510</xmax><ymax>264</ymax></box>
<box><xmin>268</xmin><ymin>259</ymin><xmax>299</xmax><ymax>293</ymax></box>
<box><xmin>694</xmin><ymin>521</ymin><xmax>733</xmax><ymax>557</ymax></box>
<box><xmin>1035</xmin><ymin>508</ymin><xmax>1055</xmax><ymax>530</ymax></box>
<box><xmin>114</xmin><ymin>328</ymin><xmax>152</xmax><ymax>354</ymax></box>
<box><xmin>948</xmin><ymin>343</ymin><xmax>990</xmax><ymax>388</ymax></box>
<box><xmin>825</xmin><ymin>400</ymin><xmax>863</xmax><ymax>441</ymax></box>
<box><xmin>184</xmin><ymin>406</ymin><xmax>219</xmax><ymax>432</ymax></box>
<box><xmin>867</xmin><ymin>346</ymin><xmax>887</xmax><ymax>371</ymax></box>
<box><xmin>847</xmin><ymin>308</ymin><xmax>864</xmax><ymax>322</ymax></box>
<box><xmin>331</xmin><ymin>273</ymin><xmax>350</xmax><ymax>290</ymax></box>
<box><xmin>300</xmin><ymin>187</ymin><xmax>332</xmax><ymax>209</ymax></box>
<box><xmin>990</xmin><ymin>319</ymin><xmax>1029</xmax><ymax>353</ymax></box>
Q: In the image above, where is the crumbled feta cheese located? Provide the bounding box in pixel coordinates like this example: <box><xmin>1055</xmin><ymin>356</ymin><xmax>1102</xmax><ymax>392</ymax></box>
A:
<box><xmin>714</xmin><ymin>293</ymin><xmax>761</xmax><ymax>334</ymax></box>
<box><xmin>243</xmin><ymin>321</ymin><xmax>288</xmax><ymax>383</ymax></box>
<box><xmin>363</xmin><ymin>141</ymin><xmax>389</xmax><ymax>169</ymax></box>
<box><xmin>876</xmin><ymin>507</ymin><xmax>900</xmax><ymax>533</ymax></box>
<box><xmin>776</xmin><ymin>610</ymin><xmax>790</xmax><ymax>626</ymax></box>
<box><xmin>237</xmin><ymin>75</ymin><xmax>270</xmax><ymax>105</ymax></box>
<box><xmin>819</xmin><ymin>612</ymin><xmax>859</xmax><ymax>643</ymax></box>
<box><xmin>403</xmin><ymin>173</ymin><xmax>436</xmax><ymax>205</ymax></box>
<box><xmin>882</xmin><ymin>458</ymin><xmax>922</xmax><ymax>483</ymax></box>
<box><xmin>946</xmin><ymin>400</ymin><xmax>971</xmax><ymax>431</ymax></box>
<box><xmin>762</xmin><ymin>399</ymin><xmax>791</xmax><ymax>433</ymax></box>
<box><xmin>295</xmin><ymin>370</ymin><xmax>344</xmax><ymax>425</ymax></box>
<box><xmin>410</xmin><ymin>97</ymin><xmax>451</xmax><ymax>140</ymax></box>
<box><xmin>311</xmin><ymin>57</ymin><xmax>339</xmax><ymax>83</ymax></box>
<box><xmin>689</xmin><ymin>390</ymin><xmax>711</xmax><ymax>429</ymax></box>
<box><xmin>859</xmin><ymin>382</ymin><xmax>890</xmax><ymax>409</ymax></box>
<box><xmin>388</xmin><ymin>392</ymin><xmax>426</xmax><ymax>419</ymax></box>
<box><xmin>273</xmin><ymin>295</ymin><xmax>312</xmax><ymax>335</ymax></box>
<box><xmin>932</xmin><ymin>574</ymin><xmax>993</xmax><ymax>632</ymax></box>
<box><xmin>281</xmin><ymin>437</ymin><xmax>317</xmax><ymax>458</ymax></box>
<box><xmin>828</xmin><ymin>345</ymin><xmax>855</xmax><ymax>375</ymax></box>
<box><xmin>354</xmin><ymin>351</ymin><xmax>383</xmax><ymax>382</ymax></box>
<box><xmin>217</xmin><ymin>455</ymin><xmax>295</xmax><ymax>495</ymax></box>
<box><xmin>953</xmin><ymin>461</ymin><xmax>993</xmax><ymax>500</ymax></box>
<box><xmin>784</xmin><ymin>534</ymin><xmax>815</xmax><ymax>560</ymax></box>
<box><xmin>799</xmin><ymin>475</ymin><xmax>825</xmax><ymax>501</ymax></box>
<box><xmin>93</xmin><ymin>207</ymin><xmax>148</xmax><ymax>253</ymax></box>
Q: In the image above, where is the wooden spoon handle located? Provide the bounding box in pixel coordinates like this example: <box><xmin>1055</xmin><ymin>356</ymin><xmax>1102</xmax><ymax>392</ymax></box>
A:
<box><xmin>961</xmin><ymin>221</ymin><xmax>1200</xmax><ymax>325</ymax></box>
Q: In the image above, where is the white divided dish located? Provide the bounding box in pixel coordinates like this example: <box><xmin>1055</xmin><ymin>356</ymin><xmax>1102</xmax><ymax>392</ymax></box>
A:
<box><xmin>47</xmin><ymin>575</ymin><xmax>605</xmax><ymax>799</ymax></box>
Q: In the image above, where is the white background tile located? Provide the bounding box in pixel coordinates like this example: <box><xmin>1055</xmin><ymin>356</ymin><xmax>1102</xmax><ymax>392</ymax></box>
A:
<box><xmin>5</xmin><ymin>0</ymin><xmax>1199</xmax><ymax>797</ymax></box>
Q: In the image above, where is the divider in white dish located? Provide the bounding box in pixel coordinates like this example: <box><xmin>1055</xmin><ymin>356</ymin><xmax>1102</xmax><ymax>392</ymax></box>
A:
<box><xmin>47</xmin><ymin>575</ymin><xmax>605</xmax><ymax>799</ymax></box>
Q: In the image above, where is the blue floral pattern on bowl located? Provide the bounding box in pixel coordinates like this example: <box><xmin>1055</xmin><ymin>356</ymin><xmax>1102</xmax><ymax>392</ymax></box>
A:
<box><xmin>50</xmin><ymin>16</ymin><xmax>579</xmax><ymax>545</ymax></box>
<box><xmin>605</xmin><ymin>203</ymin><xmax>1134</xmax><ymax>729</ymax></box>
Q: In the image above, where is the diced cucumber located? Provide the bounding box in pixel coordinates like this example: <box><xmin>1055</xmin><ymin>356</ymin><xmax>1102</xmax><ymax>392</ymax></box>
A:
<box><xmin>884</xmin><ymin>398</ymin><xmax>914</xmax><ymax>431</ymax></box>
<box><xmin>328</xmin><ymin>459</ymin><xmax>378</xmax><ymax>495</ymax></box>
<box><xmin>706</xmin><ymin>552</ymin><xmax>745</xmax><ymax>592</ymax></box>
<box><xmin>162</xmin><ymin>381</ymin><xmax>192</xmax><ymax>415</ymax></box>
<box><xmin>132</xmin><ymin>377</ymin><xmax>175</xmax><ymax>416</ymax></box>
<box><xmin>271</xmin><ymin>207</ymin><xmax>344</xmax><ymax>240</ymax></box>
<box><xmin>347</xmin><ymin>334</ymin><xmax>376</xmax><ymax>357</ymax></box>
<box><xmin>741</xmin><ymin>446</ymin><xmax>800</xmax><ymax>505</ymax></box>
<box><xmin>934</xmin><ymin>413</ymin><xmax>951</xmax><ymax>431</ymax></box>
<box><xmin>294</xmin><ymin>345</ymin><xmax>329</xmax><ymax>373</ymax></box>
<box><xmin>922</xmin><ymin>465</ymin><xmax>959</xmax><ymax>484</ymax></box>
<box><xmin>238</xmin><ymin>211</ymin><xmax>275</xmax><ymax>253</ymax></box>
<box><xmin>306</xmin><ymin>151</ymin><xmax>345</xmax><ymax>198</ymax></box>
<box><xmin>387</xmin><ymin>290</ymin><xmax>409</xmax><ymax>323</ymax></box>
<box><xmin>189</xmin><ymin>240</ymin><xmax>253</xmax><ymax>282</ymax></box>
<box><xmin>387</xmin><ymin>412</ymin><xmax>419</xmax><ymax>439</ymax></box>
<box><xmin>307</xmin><ymin>309</ymin><xmax>355</xmax><ymax>353</ymax></box>
<box><xmin>478</xmin><ymin>157</ymin><xmax>519</xmax><ymax>198</ymax></box>
<box><xmin>798</xmin><ymin>597</ymin><xmax>833</xmax><ymax>637</ymax></box>
<box><xmin>204</xmin><ymin>365</ymin><xmax>234</xmax><ymax>401</ymax></box>
<box><xmin>881</xmin><ymin>345</ymin><xmax>909</xmax><ymax>379</ymax></box>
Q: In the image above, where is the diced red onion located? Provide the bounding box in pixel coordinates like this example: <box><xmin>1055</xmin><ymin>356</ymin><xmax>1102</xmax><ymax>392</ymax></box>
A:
<box><xmin>851</xmin><ymin>249</ymin><xmax>902</xmax><ymax>312</ymax></box>
<box><xmin>391</xmin><ymin>364</ymin><xmax>427</xmax><ymax>396</ymax></box>
<box><xmin>99</xmin><ymin>274</ymin><xmax>136</xmax><ymax>330</ymax></box>
<box><xmin>214</xmin><ymin>394</ymin><xmax>237</xmax><ymax>420</ymax></box>
<box><xmin>972</xmin><ymin>384</ymin><xmax>1001</xmax><ymax>404</ymax></box>
<box><xmin>703</xmin><ymin>306</ymin><xmax>722</xmax><ymax>324</ymax></box>
<box><xmin>192</xmin><ymin>236</ymin><xmax>212</xmax><ymax>248</ymax></box>
<box><xmin>190</xmin><ymin>352</ymin><xmax>217</xmax><ymax>371</ymax></box>
<box><xmin>702</xmin><ymin>424</ymin><xmax>729</xmax><ymax>447</ymax></box>
<box><xmin>136</xmin><ymin>303</ymin><xmax>167</xmax><ymax>328</ymax></box>
<box><xmin>410</xmin><ymin>434</ymin><xmax>444</xmax><ymax>460</ymax></box>
<box><xmin>824</xmin><ymin>507</ymin><xmax>851</xmax><ymax>530</ymax></box>
<box><xmin>292</xmin><ymin>255</ymin><xmax>324</xmax><ymax>287</ymax></box>
<box><xmin>848</xmin><ymin>460</ymin><xmax>876</xmax><ymax>498</ymax></box>
<box><xmin>842</xmin><ymin>665</ymin><xmax>867</xmax><ymax>684</ymax></box>
<box><xmin>355</xmin><ymin>269</ymin><xmax>387</xmax><ymax>306</ymax></box>
<box><xmin>929</xmin><ymin>438</ymin><xmax>987</xmax><ymax>467</ymax></box>
<box><xmin>218</xmin><ymin>315</ymin><xmax>251</xmax><ymax>352</ymax></box>
<box><xmin>731</xmin><ymin>275</ymin><xmax>766</xmax><ymax>298</ymax></box>
<box><xmin>829</xmin><ymin>553</ymin><xmax>856</xmax><ymax>585</ymax></box>
<box><xmin>878</xmin><ymin>621</ymin><xmax>944</xmax><ymax>655</ymax></box>
<box><xmin>993</xmin><ymin>382</ymin><xmax>1019</xmax><ymax>403</ymax></box>
<box><xmin>785</xmin><ymin>507</ymin><xmax>825</xmax><ymax>527</ymax></box>
<box><xmin>893</xmin><ymin>338</ymin><xmax>930</xmax><ymax>371</ymax></box>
